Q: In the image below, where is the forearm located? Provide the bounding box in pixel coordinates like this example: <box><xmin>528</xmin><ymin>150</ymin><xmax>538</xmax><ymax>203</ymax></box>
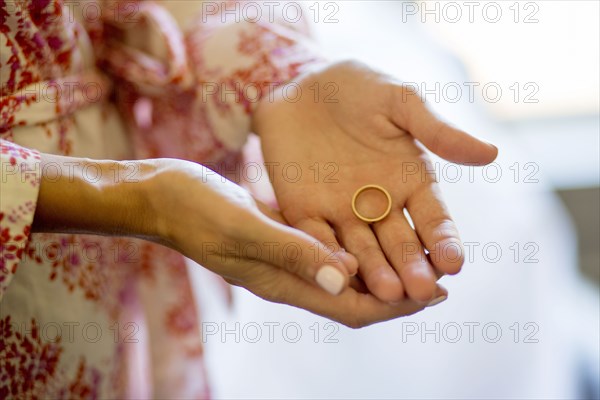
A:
<box><xmin>32</xmin><ymin>154</ymin><xmax>159</xmax><ymax>240</ymax></box>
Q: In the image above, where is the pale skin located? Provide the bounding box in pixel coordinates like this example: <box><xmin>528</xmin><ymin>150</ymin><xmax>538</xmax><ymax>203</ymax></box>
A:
<box><xmin>31</xmin><ymin>61</ymin><xmax>497</xmax><ymax>328</ymax></box>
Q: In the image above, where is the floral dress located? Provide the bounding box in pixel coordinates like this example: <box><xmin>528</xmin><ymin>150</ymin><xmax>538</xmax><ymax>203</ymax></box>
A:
<box><xmin>0</xmin><ymin>1</ymin><xmax>320</xmax><ymax>397</ymax></box>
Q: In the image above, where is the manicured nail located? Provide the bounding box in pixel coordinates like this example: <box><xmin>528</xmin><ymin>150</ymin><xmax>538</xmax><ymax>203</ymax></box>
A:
<box><xmin>427</xmin><ymin>295</ymin><xmax>447</xmax><ymax>307</ymax></box>
<box><xmin>316</xmin><ymin>265</ymin><xmax>345</xmax><ymax>295</ymax></box>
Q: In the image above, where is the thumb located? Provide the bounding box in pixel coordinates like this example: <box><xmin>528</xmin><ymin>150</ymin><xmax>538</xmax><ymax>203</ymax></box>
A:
<box><xmin>252</xmin><ymin>212</ymin><xmax>350</xmax><ymax>296</ymax></box>
<box><xmin>392</xmin><ymin>87</ymin><xmax>498</xmax><ymax>165</ymax></box>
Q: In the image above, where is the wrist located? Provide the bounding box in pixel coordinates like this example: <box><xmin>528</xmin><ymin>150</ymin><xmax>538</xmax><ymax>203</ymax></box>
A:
<box><xmin>251</xmin><ymin>62</ymin><xmax>332</xmax><ymax>138</ymax></box>
<box><xmin>96</xmin><ymin>159</ymin><xmax>160</xmax><ymax>240</ymax></box>
<box><xmin>32</xmin><ymin>154</ymin><xmax>160</xmax><ymax>240</ymax></box>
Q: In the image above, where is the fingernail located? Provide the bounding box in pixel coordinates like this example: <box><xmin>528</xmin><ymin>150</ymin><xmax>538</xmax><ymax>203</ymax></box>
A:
<box><xmin>426</xmin><ymin>295</ymin><xmax>447</xmax><ymax>307</ymax></box>
<box><xmin>316</xmin><ymin>265</ymin><xmax>345</xmax><ymax>295</ymax></box>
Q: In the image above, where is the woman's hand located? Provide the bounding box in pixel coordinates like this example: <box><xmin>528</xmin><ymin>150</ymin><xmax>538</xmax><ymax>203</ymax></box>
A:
<box><xmin>147</xmin><ymin>158</ymin><xmax>359</xmax><ymax>296</ymax></box>
<box><xmin>228</xmin><ymin>200</ymin><xmax>449</xmax><ymax>328</ymax></box>
<box><xmin>253</xmin><ymin>60</ymin><xmax>498</xmax><ymax>304</ymax></box>
<box><xmin>148</xmin><ymin>161</ymin><xmax>447</xmax><ymax>327</ymax></box>
<box><xmin>33</xmin><ymin>154</ymin><xmax>356</xmax><ymax>296</ymax></box>
<box><xmin>32</xmin><ymin>154</ymin><xmax>447</xmax><ymax>327</ymax></box>
<box><xmin>148</xmin><ymin>160</ymin><xmax>448</xmax><ymax>327</ymax></box>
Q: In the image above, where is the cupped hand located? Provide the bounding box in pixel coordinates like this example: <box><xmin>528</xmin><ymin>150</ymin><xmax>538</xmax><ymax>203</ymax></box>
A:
<box><xmin>149</xmin><ymin>158</ymin><xmax>357</xmax><ymax>296</ymax></box>
<box><xmin>32</xmin><ymin>151</ymin><xmax>441</xmax><ymax>328</ymax></box>
<box><xmin>253</xmin><ymin>60</ymin><xmax>498</xmax><ymax>304</ymax></box>
<box><xmin>148</xmin><ymin>159</ymin><xmax>447</xmax><ymax>327</ymax></box>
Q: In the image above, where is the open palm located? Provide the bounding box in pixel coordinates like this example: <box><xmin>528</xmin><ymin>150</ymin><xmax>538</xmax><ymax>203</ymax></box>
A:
<box><xmin>253</xmin><ymin>61</ymin><xmax>498</xmax><ymax>303</ymax></box>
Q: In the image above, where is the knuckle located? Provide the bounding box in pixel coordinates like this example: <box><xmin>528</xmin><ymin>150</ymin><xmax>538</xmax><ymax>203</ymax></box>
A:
<box><xmin>355</xmin><ymin>244</ymin><xmax>382</xmax><ymax>260</ymax></box>
<box><xmin>277</xmin><ymin>240</ymin><xmax>310</xmax><ymax>276</ymax></box>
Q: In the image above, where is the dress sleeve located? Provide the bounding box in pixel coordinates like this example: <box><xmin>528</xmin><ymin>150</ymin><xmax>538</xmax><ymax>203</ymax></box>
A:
<box><xmin>0</xmin><ymin>140</ymin><xmax>41</xmax><ymax>300</ymax></box>
<box><xmin>181</xmin><ymin>1</ymin><xmax>326</xmax><ymax>151</ymax></box>
<box><xmin>93</xmin><ymin>0</ymin><xmax>325</xmax><ymax>159</ymax></box>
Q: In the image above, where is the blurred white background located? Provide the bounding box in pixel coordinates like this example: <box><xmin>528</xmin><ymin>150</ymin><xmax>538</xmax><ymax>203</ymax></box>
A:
<box><xmin>190</xmin><ymin>1</ymin><xmax>600</xmax><ymax>398</ymax></box>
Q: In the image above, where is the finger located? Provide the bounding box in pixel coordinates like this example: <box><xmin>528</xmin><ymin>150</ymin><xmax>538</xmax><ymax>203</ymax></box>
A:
<box><xmin>372</xmin><ymin>210</ymin><xmax>438</xmax><ymax>302</ymax></box>
<box><xmin>255</xmin><ymin>201</ymin><xmax>354</xmax><ymax>284</ymax></box>
<box><xmin>255</xmin><ymin>203</ymin><xmax>358</xmax><ymax>275</ymax></box>
<box><xmin>349</xmin><ymin>275</ymin><xmax>369</xmax><ymax>293</ymax></box>
<box><xmin>424</xmin><ymin>255</ymin><xmax>448</xmax><ymax>280</ymax></box>
<box><xmin>294</xmin><ymin>217</ymin><xmax>358</xmax><ymax>276</ymax></box>
<box><xmin>249</xmin><ymin>212</ymin><xmax>350</xmax><ymax>296</ymax></box>
<box><xmin>336</xmin><ymin>221</ymin><xmax>404</xmax><ymax>303</ymax></box>
<box><xmin>266</xmin><ymin>267</ymin><xmax>449</xmax><ymax>328</ymax></box>
<box><xmin>256</xmin><ymin>201</ymin><xmax>358</xmax><ymax>276</ymax></box>
<box><xmin>434</xmin><ymin>268</ymin><xmax>446</xmax><ymax>280</ymax></box>
<box><xmin>391</xmin><ymin>86</ymin><xmax>498</xmax><ymax>165</ymax></box>
<box><xmin>425</xmin><ymin>283</ymin><xmax>449</xmax><ymax>308</ymax></box>
<box><xmin>406</xmin><ymin>186</ymin><xmax>464</xmax><ymax>275</ymax></box>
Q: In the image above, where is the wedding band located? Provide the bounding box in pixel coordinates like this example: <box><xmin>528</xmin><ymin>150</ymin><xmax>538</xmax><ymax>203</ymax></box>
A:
<box><xmin>351</xmin><ymin>184</ymin><xmax>392</xmax><ymax>223</ymax></box>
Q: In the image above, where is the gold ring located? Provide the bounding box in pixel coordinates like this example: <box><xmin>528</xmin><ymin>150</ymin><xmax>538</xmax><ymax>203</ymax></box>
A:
<box><xmin>351</xmin><ymin>184</ymin><xmax>392</xmax><ymax>223</ymax></box>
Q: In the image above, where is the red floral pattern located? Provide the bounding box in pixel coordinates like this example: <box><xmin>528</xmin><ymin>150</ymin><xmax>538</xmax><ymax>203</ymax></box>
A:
<box><xmin>0</xmin><ymin>142</ymin><xmax>40</xmax><ymax>295</ymax></box>
<box><xmin>0</xmin><ymin>316</ymin><xmax>101</xmax><ymax>399</ymax></box>
<box><xmin>1</xmin><ymin>0</ymin><xmax>318</xmax><ymax>397</ymax></box>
